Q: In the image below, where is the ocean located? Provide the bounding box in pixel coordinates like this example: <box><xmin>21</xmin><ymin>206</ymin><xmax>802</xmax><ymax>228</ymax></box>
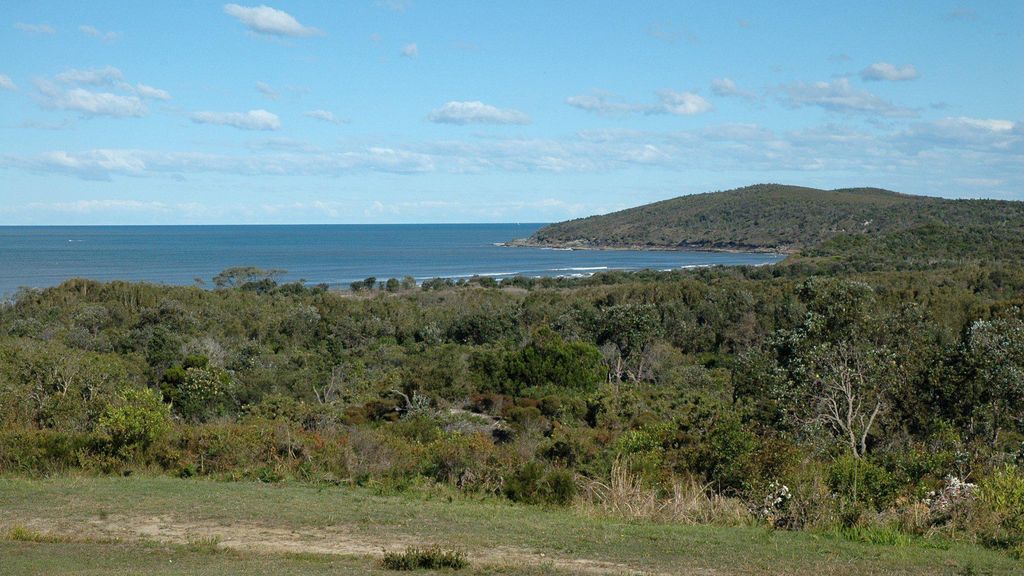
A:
<box><xmin>0</xmin><ymin>224</ymin><xmax>783</xmax><ymax>296</ymax></box>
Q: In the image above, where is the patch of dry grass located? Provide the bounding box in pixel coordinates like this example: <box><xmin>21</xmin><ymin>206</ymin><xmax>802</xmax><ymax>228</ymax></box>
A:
<box><xmin>577</xmin><ymin>462</ymin><xmax>752</xmax><ymax>526</ymax></box>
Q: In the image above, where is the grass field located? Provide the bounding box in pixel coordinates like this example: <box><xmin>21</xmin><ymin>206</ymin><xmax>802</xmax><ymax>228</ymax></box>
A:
<box><xmin>0</xmin><ymin>476</ymin><xmax>1020</xmax><ymax>575</ymax></box>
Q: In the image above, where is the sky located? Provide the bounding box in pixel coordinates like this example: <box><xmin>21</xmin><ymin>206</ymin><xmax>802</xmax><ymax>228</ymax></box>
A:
<box><xmin>0</xmin><ymin>1</ymin><xmax>1021</xmax><ymax>225</ymax></box>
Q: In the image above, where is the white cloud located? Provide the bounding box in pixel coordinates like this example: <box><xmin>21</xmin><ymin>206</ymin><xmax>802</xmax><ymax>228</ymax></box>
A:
<box><xmin>15</xmin><ymin>23</ymin><xmax>55</xmax><ymax>35</ymax></box>
<box><xmin>53</xmin><ymin>67</ymin><xmax>170</xmax><ymax>99</ymax></box>
<box><xmin>711</xmin><ymin>78</ymin><xmax>738</xmax><ymax>96</ymax></box>
<box><xmin>55</xmin><ymin>66</ymin><xmax>124</xmax><ymax>85</ymax></box>
<box><xmin>711</xmin><ymin>78</ymin><xmax>756</xmax><ymax>99</ymax></box>
<box><xmin>565</xmin><ymin>92</ymin><xmax>638</xmax><ymax>116</ymax></box>
<box><xmin>400</xmin><ymin>43</ymin><xmax>418</xmax><ymax>58</ymax></box>
<box><xmin>79</xmin><ymin>25</ymin><xmax>121</xmax><ymax>42</ymax></box>
<box><xmin>700</xmin><ymin>123</ymin><xmax>774</xmax><ymax>141</ymax></box>
<box><xmin>55</xmin><ymin>89</ymin><xmax>145</xmax><ymax>117</ymax></box>
<box><xmin>5</xmin><ymin>118</ymin><xmax>1020</xmax><ymax>199</ymax></box>
<box><xmin>190</xmin><ymin>109</ymin><xmax>282</xmax><ymax>130</ymax></box>
<box><xmin>428</xmin><ymin>101</ymin><xmax>531</xmax><ymax>125</ymax></box>
<box><xmin>33</xmin><ymin>68</ymin><xmax>170</xmax><ymax>117</ymax></box>
<box><xmin>780</xmin><ymin>78</ymin><xmax>916</xmax><ymax>117</ymax></box>
<box><xmin>0</xmin><ymin>74</ymin><xmax>17</xmax><ymax>92</ymax></box>
<box><xmin>897</xmin><ymin>117</ymin><xmax>1019</xmax><ymax>150</ymax></box>
<box><xmin>133</xmin><ymin>84</ymin><xmax>171</xmax><ymax>100</ymax></box>
<box><xmin>566</xmin><ymin>89</ymin><xmax>711</xmax><ymax>116</ymax></box>
<box><xmin>304</xmin><ymin>109</ymin><xmax>349</xmax><ymax>124</ymax></box>
<box><xmin>861</xmin><ymin>62</ymin><xmax>919</xmax><ymax>82</ymax></box>
<box><xmin>2</xmin><ymin>146</ymin><xmax>438</xmax><ymax>180</ymax></box>
<box><xmin>256</xmin><ymin>81</ymin><xmax>279</xmax><ymax>99</ymax></box>
<box><xmin>942</xmin><ymin>117</ymin><xmax>1015</xmax><ymax>132</ymax></box>
<box><xmin>363</xmin><ymin>147</ymin><xmax>436</xmax><ymax>172</ymax></box>
<box><xmin>10</xmin><ymin>150</ymin><xmax>150</xmax><ymax>180</ymax></box>
<box><xmin>655</xmin><ymin>90</ymin><xmax>712</xmax><ymax>116</ymax></box>
<box><xmin>35</xmin><ymin>80</ymin><xmax>147</xmax><ymax>118</ymax></box>
<box><xmin>223</xmin><ymin>4</ymin><xmax>320</xmax><ymax>37</ymax></box>
<box><xmin>618</xmin><ymin>144</ymin><xmax>671</xmax><ymax>164</ymax></box>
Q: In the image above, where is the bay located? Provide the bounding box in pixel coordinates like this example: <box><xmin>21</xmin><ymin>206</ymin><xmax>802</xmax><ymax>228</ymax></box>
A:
<box><xmin>0</xmin><ymin>224</ymin><xmax>783</xmax><ymax>296</ymax></box>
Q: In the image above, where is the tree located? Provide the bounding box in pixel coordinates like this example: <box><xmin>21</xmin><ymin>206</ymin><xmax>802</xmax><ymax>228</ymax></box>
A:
<box><xmin>794</xmin><ymin>277</ymin><xmax>875</xmax><ymax>342</ymax></box>
<box><xmin>212</xmin><ymin>267</ymin><xmax>286</xmax><ymax>289</ymax></box>
<box><xmin>504</xmin><ymin>328</ymin><xmax>605</xmax><ymax>393</ymax></box>
<box><xmin>160</xmin><ymin>356</ymin><xmax>233</xmax><ymax>422</ymax></box>
<box><xmin>965</xmin><ymin>317</ymin><xmax>1024</xmax><ymax>445</ymax></box>
<box><xmin>314</xmin><ymin>365</ymin><xmax>347</xmax><ymax>405</ymax></box>
<box><xmin>762</xmin><ymin>278</ymin><xmax>897</xmax><ymax>457</ymax></box>
<box><xmin>802</xmin><ymin>342</ymin><xmax>889</xmax><ymax>458</ymax></box>
<box><xmin>598</xmin><ymin>304</ymin><xmax>662</xmax><ymax>382</ymax></box>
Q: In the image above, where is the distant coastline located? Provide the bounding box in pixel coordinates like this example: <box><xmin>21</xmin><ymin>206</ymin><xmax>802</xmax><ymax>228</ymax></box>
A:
<box><xmin>0</xmin><ymin>224</ymin><xmax>783</xmax><ymax>296</ymax></box>
<box><xmin>500</xmin><ymin>237</ymin><xmax>792</xmax><ymax>255</ymax></box>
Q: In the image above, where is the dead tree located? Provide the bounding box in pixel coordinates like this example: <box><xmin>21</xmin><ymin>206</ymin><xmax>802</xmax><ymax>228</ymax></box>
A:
<box><xmin>807</xmin><ymin>343</ymin><xmax>886</xmax><ymax>459</ymax></box>
<box><xmin>313</xmin><ymin>365</ymin><xmax>346</xmax><ymax>405</ymax></box>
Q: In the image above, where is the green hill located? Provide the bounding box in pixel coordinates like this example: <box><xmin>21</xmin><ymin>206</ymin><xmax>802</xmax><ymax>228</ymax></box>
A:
<box><xmin>520</xmin><ymin>184</ymin><xmax>1024</xmax><ymax>256</ymax></box>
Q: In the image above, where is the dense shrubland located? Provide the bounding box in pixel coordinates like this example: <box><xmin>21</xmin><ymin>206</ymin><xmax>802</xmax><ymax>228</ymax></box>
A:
<box><xmin>2</xmin><ymin>261</ymin><xmax>1024</xmax><ymax>557</ymax></box>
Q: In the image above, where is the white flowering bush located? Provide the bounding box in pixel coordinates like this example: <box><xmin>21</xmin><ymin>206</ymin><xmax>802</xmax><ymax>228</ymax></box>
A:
<box><xmin>404</xmin><ymin>391</ymin><xmax>433</xmax><ymax>418</ymax></box>
<box><xmin>923</xmin><ymin>475</ymin><xmax>977</xmax><ymax>515</ymax></box>
<box><xmin>758</xmin><ymin>480</ymin><xmax>792</xmax><ymax>525</ymax></box>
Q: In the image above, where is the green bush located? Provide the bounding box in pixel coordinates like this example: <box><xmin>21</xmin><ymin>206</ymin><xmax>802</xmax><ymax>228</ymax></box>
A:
<box><xmin>0</xmin><ymin>428</ymin><xmax>94</xmax><ymax>475</ymax></box>
<box><xmin>165</xmin><ymin>421</ymin><xmax>345</xmax><ymax>482</ymax></box>
<box><xmin>381</xmin><ymin>546</ymin><xmax>468</xmax><ymax>571</ymax></box>
<box><xmin>666</xmin><ymin>403</ymin><xmax>761</xmax><ymax>493</ymax></box>
<box><xmin>160</xmin><ymin>358</ymin><xmax>233</xmax><ymax>422</ymax></box>
<box><xmin>424</xmin><ymin>432</ymin><xmax>500</xmax><ymax>490</ymax></box>
<box><xmin>544</xmin><ymin>468</ymin><xmax>578</xmax><ymax>506</ymax></box>
<box><xmin>505</xmin><ymin>329</ymin><xmax>605</xmax><ymax>392</ymax></box>
<box><xmin>97</xmin><ymin>388</ymin><xmax>171</xmax><ymax>452</ymax></box>
<box><xmin>827</xmin><ymin>456</ymin><xmax>899</xmax><ymax>518</ymax></box>
<box><xmin>613</xmin><ymin>426</ymin><xmax>667</xmax><ymax>483</ymax></box>
<box><xmin>504</xmin><ymin>461</ymin><xmax>577</xmax><ymax>506</ymax></box>
<box><xmin>975</xmin><ymin>465</ymin><xmax>1024</xmax><ymax>553</ymax></box>
<box><xmin>537</xmin><ymin>393</ymin><xmax>587</xmax><ymax>422</ymax></box>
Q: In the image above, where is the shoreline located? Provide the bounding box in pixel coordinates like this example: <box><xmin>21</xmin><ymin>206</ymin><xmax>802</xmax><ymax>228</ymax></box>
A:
<box><xmin>500</xmin><ymin>238</ymin><xmax>794</xmax><ymax>256</ymax></box>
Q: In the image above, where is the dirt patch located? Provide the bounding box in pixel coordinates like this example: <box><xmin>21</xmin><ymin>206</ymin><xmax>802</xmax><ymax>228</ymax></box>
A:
<box><xmin>4</xmin><ymin>515</ymin><xmax>689</xmax><ymax>576</ymax></box>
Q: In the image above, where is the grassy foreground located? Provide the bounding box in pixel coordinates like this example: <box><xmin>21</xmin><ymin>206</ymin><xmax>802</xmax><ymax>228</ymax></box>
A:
<box><xmin>0</xmin><ymin>477</ymin><xmax>1019</xmax><ymax>575</ymax></box>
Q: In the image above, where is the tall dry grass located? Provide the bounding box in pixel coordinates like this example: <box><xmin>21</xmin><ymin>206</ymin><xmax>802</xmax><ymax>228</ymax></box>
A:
<box><xmin>577</xmin><ymin>461</ymin><xmax>752</xmax><ymax>526</ymax></box>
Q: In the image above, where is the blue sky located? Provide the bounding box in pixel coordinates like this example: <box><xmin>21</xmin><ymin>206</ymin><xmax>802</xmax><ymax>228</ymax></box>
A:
<box><xmin>0</xmin><ymin>1</ymin><xmax>1021</xmax><ymax>224</ymax></box>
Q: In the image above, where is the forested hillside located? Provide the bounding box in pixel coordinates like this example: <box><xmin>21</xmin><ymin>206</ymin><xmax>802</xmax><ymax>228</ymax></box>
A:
<box><xmin>523</xmin><ymin>184</ymin><xmax>1024</xmax><ymax>255</ymax></box>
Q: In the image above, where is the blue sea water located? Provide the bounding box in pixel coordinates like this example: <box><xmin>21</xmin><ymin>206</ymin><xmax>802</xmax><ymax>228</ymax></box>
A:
<box><xmin>0</xmin><ymin>224</ymin><xmax>783</xmax><ymax>296</ymax></box>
